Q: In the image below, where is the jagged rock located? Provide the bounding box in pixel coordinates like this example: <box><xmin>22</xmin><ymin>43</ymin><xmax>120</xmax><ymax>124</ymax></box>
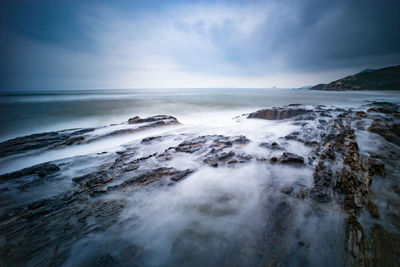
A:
<box><xmin>175</xmin><ymin>135</ymin><xmax>249</xmax><ymax>154</ymax></box>
<box><xmin>72</xmin><ymin>171</ymin><xmax>112</xmax><ymax>190</ymax></box>
<box><xmin>369</xmin><ymin>117</ymin><xmax>400</xmax><ymax>146</ymax></box>
<box><xmin>128</xmin><ymin>115</ymin><xmax>179</xmax><ymax>124</ymax></box>
<box><xmin>345</xmin><ymin>215</ymin><xmax>365</xmax><ymax>262</ymax></box>
<box><xmin>310</xmin><ymin>162</ymin><xmax>332</xmax><ymax>203</ymax></box>
<box><xmin>247</xmin><ymin>105</ymin><xmax>312</xmax><ymax>120</ymax></box>
<box><xmin>175</xmin><ymin>137</ymin><xmax>209</xmax><ymax>153</ymax></box>
<box><xmin>141</xmin><ymin>136</ymin><xmax>162</xmax><ymax>143</ymax></box>
<box><xmin>0</xmin><ymin>163</ymin><xmax>60</xmax><ymax>181</ymax></box>
<box><xmin>259</xmin><ymin>142</ymin><xmax>281</xmax><ymax>150</ymax></box>
<box><xmin>278</xmin><ymin>152</ymin><xmax>304</xmax><ymax>164</ymax></box>
<box><xmin>0</xmin><ymin>198</ymin><xmax>126</xmax><ymax>266</ymax></box>
<box><xmin>368</xmin><ymin>158</ymin><xmax>385</xmax><ymax>177</ymax></box>
<box><xmin>0</xmin><ymin>115</ymin><xmax>180</xmax><ymax>159</ymax></box>
<box><xmin>367</xmin><ymin>107</ymin><xmax>399</xmax><ymax>114</ymax></box>
<box><xmin>354</xmin><ymin>111</ymin><xmax>367</xmax><ymax>118</ymax></box>
<box><xmin>284</xmin><ymin>132</ymin><xmax>301</xmax><ymax>140</ymax></box>
<box><xmin>0</xmin><ymin>130</ymin><xmax>92</xmax><ymax>158</ymax></box>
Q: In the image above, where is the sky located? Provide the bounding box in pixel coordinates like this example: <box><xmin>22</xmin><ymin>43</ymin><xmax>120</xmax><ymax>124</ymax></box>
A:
<box><xmin>0</xmin><ymin>0</ymin><xmax>399</xmax><ymax>90</ymax></box>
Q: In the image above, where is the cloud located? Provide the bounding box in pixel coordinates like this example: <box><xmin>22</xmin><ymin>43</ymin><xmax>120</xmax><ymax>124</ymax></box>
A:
<box><xmin>1</xmin><ymin>0</ymin><xmax>399</xmax><ymax>90</ymax></box>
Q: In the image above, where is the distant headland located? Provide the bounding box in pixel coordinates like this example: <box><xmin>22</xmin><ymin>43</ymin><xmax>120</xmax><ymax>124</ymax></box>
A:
<box><xmin>310</xmin><ymin>65</ymin><xmax>400</xmax><ymax>91</ymax></box>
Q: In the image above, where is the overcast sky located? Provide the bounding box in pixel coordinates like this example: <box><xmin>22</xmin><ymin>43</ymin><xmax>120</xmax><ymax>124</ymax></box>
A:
<box><xmin>0</xmin><ymin>0</ymin><xmax>399</xmax><ymax>90</ymax></box>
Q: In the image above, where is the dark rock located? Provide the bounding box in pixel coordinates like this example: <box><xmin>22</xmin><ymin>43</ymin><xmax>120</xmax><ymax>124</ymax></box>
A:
<box><xmin>72</xmin><ymin>171</ymin><xmax>111</xmax><ymax>189</ymax></box>
<box><xmin>175</xmin><ymin>137</ymin><xmax>208</xmax><ymax>153</ymax></box>
<box><xmin>391</xmin><ymin>185</ymin><xmax>400</xmax><ymax>195</ymax></box>
<box><xmin>369</xmin><ymin>223</ymin><xmax>400</xmax><ymax>266</ymax></box>
<box><xmin>128</xmin><ymin>115</ymin><xmax>179</xmax><ymax>124</ymax></box>
<box><xmin>367</xmin><ymin>107</ymin><xmax>398</xmax><ymax>114</ymax></box>
<box><xmin>354</xmin><ymin>111</ymin><xmax>367</xmax><ymax>118</ymax></box>
<box><xmin>0</xmin><ymin>130</ymin><xmax>91</xmax><ymax>158</ymax></box>
<box><xmin>141</xmin><ymin>136</ymin><xmax>162</xmax><ymax>143</ymax></box>
<box><xmin>345</xmin><ymin>215</ymin><xmax>365</xmax><ymax>261</ymax></box>
<box><xmin>366</xmin><ymin>200</ymin><xmax>380</xmax><ymax>218</ymax></box>
<box><xmin>248</xmin><ymin>105</ymin><xmax>312</xmax><ymax>120</ymax></box>
<box><xmin>368</xmin><ymin>158</ymin><xmax>385</xmax><ymax>177</ymax></box>
<box><xmin>369</xmin><ymin>118</ymin><xmax>400</xmax><ymax>146</ymax></box>
<box><xmin>170</xmin><ymin>169</ymin><xmax>194</xmax><ymax>182</ymax></box>
<box><xmin>281</xmin><ymin>186</ymin><xmax>294</xmax><ymax>194</ymax></box>
<box><xmin>233</xmin><ymin>135</ymin><xmax>250</xmax><ymax>144</ymax></box>
<box><xmin>0</xmin><ymin>163</ymin><xmax>60</xmax><ymax>181</ymax></box>
<box><xmin>259</xmin><ymin>142</ymin><xmax>281</xmax><ymax>150</ymax></box>
<box><xmin>296</xmin><ymin>189</ymin><xmax>309</xmax><ymax>200</ymax></box>
<box><xmin>0</xmin><ymin>115</ymin><xmax>180</xmax><ymax>159</ymax></box>
<box><xmin>270</xmin><ymin>157</ymin><xmax>278</xmax><ymax>163</ymax></box>
<box><xmin>278</xmin><ymin>152</ymin><xmax>304</xmax><ymax>164</ymax></box>
<box><xmin>304</xmin><ymin>141</ymin><xmax>319</xmax><ymax>147</ymax></box>
<box><xmin>284</xmin><ymin>132</ymin><xmax>301</xmax><ymax>140</ymax></box>
<box><xmin>218</xmin><ymin>151</ymin><xmax>235</xmax><ymax>160</ymax></box>
<box><xmin>175</xmin><ymin>135</ymin><xmax>248</xmax><ymax>154</ymax></box>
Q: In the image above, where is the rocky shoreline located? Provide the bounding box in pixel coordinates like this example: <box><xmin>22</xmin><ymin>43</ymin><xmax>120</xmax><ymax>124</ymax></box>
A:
<box><xmin>0</xmin><ymin>103</ymin><xmax>399</xmax><ymax>266</ymax></box>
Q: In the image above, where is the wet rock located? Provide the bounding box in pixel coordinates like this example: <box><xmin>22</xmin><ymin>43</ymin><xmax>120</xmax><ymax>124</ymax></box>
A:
<box><xmin>369</xmin><ymin>223</ymin><xmax>400</xmax><ymax>266</ymax></box>
<box><xmin>170</xmin><ymin>169</ymin><xmax>194</xmax><ymax>182</ymax></box>
<box><xmin>128</xmin><ymin>115</ymin><xmax>179</xmax><ymax>124</ymax></box>
<box><xmin>270</xmin><ymin>156</ymin><xmax>278</xmax><ymax>163</ymax></box>
<box><xmin>233</xmin><ymin>135</ymin><xmax>250</xmax><ymax>144</ymax></box>
<box><xmin>369</xmin><ymin>116</ymin><xmax>400</xmax><ymax>146</ymax></box>
<box><xmin>368</xmin><ymin>158</ymin><xmax>385</xmax><ymax>177</ymax></box>
<box><xmin>0</xmin><ymin>130</ymin><xmax>92</xmax><ymax>158</ymax></box>
<box><xmin>256</xmin><ymin>201</ymin><xmax>293</xmax><ymax>259</ymax></box>
<box><xmin>247</xmin><ymin>105</ymin><xmax>312</xmax><ymax>120</ymax></box>
<box><xmin>106</xmin><ymin>167</ymin><xmax>193</xmax><ymax>192</ymax></box>
<box><xmin>296</xmin><ymin>189</ymin><xmax>309</xmax><ymax>200</ymax></box>
<box><xmin>298</xmin><ymin>241</ymin><xmax>309</xmax><ymax>248</ymax></box>
<box><xmin>260</xmin><ymin>142</ymin><xmax>281</xmax><ymax>150</ymax></box>
<box><xmin>391</xmin><ymin>185</ymin><xmax>400</xmax><ymax>195</ymax></box>
<box><xmin>345</xmin><ymin>215</ymin><xmax>365</xmax><ymax>262</ymax></box>
<box><xmin>141</xmin><ymin>136</ymin><xmax>162</xmax><ymax>143</ymax></box>
<box><xmin>0</xmin><ymin>163</ymin><xmax>60</xmax><ymax>181</ymax></box>
<box><xmin>0</xmin><ymin>115</ymin><xmax>180</xmax><ymax>159</ymax></box>
<box><xmin>367</xmin><ymin>107</ymin><xmax>399</xmax><ymax>114</ymax></box>
<box><xmin>354</xmin><ymin>111</ymin><xmax>367</xmax><ymax>118</ymax></box>
<box><xmin>284</xmin><ymin>132</ymin><xmax>301</xmax><ymax>140</ymax></box>
<box><xmin>0</xmin><ymin>197</ymin><xmax>126</xmax><ymax>266</ymax></box>
<box><xmin>366</xmin><ymin>200</ymin><xmax>380</xmax><ymax>218</ymax></box>
<box><xmin>72</xmin><ymin>171</ymin><xmax>112</xmax><ymax>191</ymax></box>
<box><xmin>278</xmin><ymin>152</ymin><xmax>304</xmax><ymax>165</ymax></box>
<box><xmin>294</xmin><ymin>113</ymin><xmax>317</xmax><ymax>121</ymax></box>
<box><xmin>175</xmin><ymin>135</ymin><xmax>248</xmax><ymax>154</ymax></box>
<box><xmin>304</xmin><ymin>141</ymin><xmax>319</xmax><ymax>147</ymax></box>
<box><xmin>281</xmin><ymin>186</ymin><xmax>294</xmax><ymax>195</ymax></box>
<box><xmin>175</xmin><ymin>137</ymin><xmax>209</xmax><ymax>153</ymax></box>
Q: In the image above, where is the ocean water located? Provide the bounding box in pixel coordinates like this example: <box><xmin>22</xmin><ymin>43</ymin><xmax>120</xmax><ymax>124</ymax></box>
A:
<box><xmin>1</xmin><ymin>88</ymin><xmax>400</xmax><ymax>266</ymax></box>
<box><xmin>1</xmin><ymin>88</ymin><xmax>400</xmax><ymax>141</ymax></box>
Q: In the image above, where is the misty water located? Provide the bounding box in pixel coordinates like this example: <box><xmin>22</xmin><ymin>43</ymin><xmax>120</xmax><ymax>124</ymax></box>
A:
<box><xmin>2</xmin><ymin>88</ymin><xmax>400</xmax><ymax>141</ymax></box>
<box><xmin>1</xmin><ymin>89</ymin><xmax>400</xmax><ymax>266</ymax></box>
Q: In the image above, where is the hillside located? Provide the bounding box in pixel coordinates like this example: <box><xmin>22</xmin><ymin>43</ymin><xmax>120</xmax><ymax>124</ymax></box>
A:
<box><xmin>310</xmin><ymin>65</ymin><xmax>400</xmax><ymax>91</ymax></box>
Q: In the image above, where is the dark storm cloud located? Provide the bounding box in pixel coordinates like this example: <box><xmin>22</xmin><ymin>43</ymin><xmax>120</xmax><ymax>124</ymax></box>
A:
<box><xmin>0</xmin><ymin>0</ymin><xmax>399</xmax><ymax>90</ymax></box>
